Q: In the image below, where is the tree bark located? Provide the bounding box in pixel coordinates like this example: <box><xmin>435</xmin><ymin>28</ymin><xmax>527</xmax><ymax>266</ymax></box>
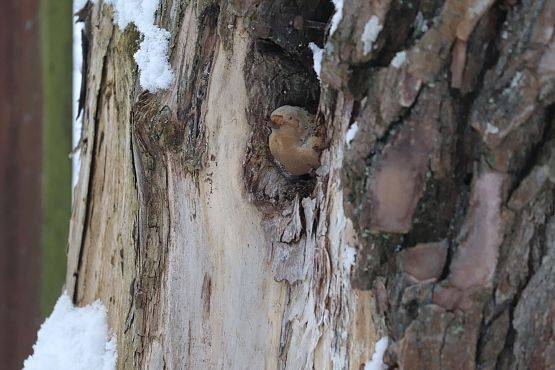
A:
<box><xmin>69</xmin><ymin>0</ymin><xmax>554</xmax><ymax>369</ymax></box>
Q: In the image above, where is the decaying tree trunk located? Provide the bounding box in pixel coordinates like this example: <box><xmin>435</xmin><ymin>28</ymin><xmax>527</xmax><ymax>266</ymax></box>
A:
<box><xmin>67</xmin><ymin>0</ymin><xmax>554</xmax><ymax>369</ymax></box>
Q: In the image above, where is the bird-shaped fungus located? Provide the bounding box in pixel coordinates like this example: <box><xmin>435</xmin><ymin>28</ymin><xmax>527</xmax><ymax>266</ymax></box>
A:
<box><xmin>269</xmin><ymin>106</ymin><xmax>323</xmax><ymax>176</ymax></box>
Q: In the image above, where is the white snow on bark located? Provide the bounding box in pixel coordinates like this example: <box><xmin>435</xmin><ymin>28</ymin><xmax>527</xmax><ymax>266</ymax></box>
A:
<box><xmin>469</xmin><ymin>0</ymin><xmax>494</xmax><ymax>17</ymax></box>
<box><xmin>343</xmin><ymin>244</ymin><xmax>357</xmax><ymax>270</ymax></box>
<box><xmin>106</xmin><ymin>0</ymin><xmax>174</xmax><ymax>91</ymax></box>
<box><xmin>345</xmin><ymin>121</ymin><xmax>359</xmax><ymax>146</ymax></box>
<box><xmin>329</xmin><ymin>0</ymin><xmax>344</xmax><ymax>35</ymax></box>
<box><xmin>486</xmin><ymin>122</ymin><xmax>500</xmax><ymax>135</ymax></box>
<box><xmin>23</xmin><ymin>293</ymin><xmax>116</xmax><ymax>370</ymax></box>
<box><xmin>364</xmin><ymin>337</ymin><xmax>389</xmax><ymax>370</ymax></box>
<box><xmin>390</xmin><ymin>51</ymin><xmax>407</xmax><ymax>68</ymax></box>
<box><xmin>309</xmin><ymin>42</ymin><xmax>323</xmax><ymax>80</ymax></box>
<box><xmin>414</xmin><ymin>11</ymin><xmax>429</xmax><ymax>33</ymax></box>
<box><xmin>73</xmin><ymin>0</ymin><xmax>89</xmax><ymax>10</ymax></box>
<box><xmin>510</xmin><ymin>71</ymin><xmax>523</xmax><ymax>88</ymax></box>
<box><xmin>72</xmin><ymin>0</ymin><xmax>86</xmax><ymax>192</ymax></box>
<box><xmin>361</xmin><ymin>16</ymin><xmax>382</xmax><ymax>55</ymax></box>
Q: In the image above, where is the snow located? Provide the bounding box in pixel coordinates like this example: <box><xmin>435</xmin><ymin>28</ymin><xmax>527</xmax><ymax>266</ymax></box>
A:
<box><xmin>345</xmin><ymin>121</ymin><xmax>359</xmax><ymax>146</ymax></box>
<box><xmin>343</xmin><ymin>244</ymin><xmax>357</xmax><ymax>270</ymax></box>
<box><xmin>73</xmin><ymin>0</ymin><xmax>89</xmax><ymax>11</ymax></box>
<box><xmin>469</xmin><ymin>0</ymin><xmax>492</xmax><ymax>17</ymax></box>
<box><xmin>510</xmin><ymin>71</ymin><xmax>523</xmax><ymax>88</ymax></box>
<box><xmin>364</xmin><ymin>337</ymin><xmax>389</xmax><ymax>370</ymax></box>
<box><xmin>133</xmin><ymin>25</ymin><xmax>174</xmax><ymax>91</ymax></box>
<box><xmin>309</xmin><ymin>42</ymin><xmax>324</xmax><ymax>80</ymax></box>
<box><xmin>361</xmin><ymin>16</ymin><xmax>383</xmax><ymax>55</ymax></box>
<box><xmin>72</xmin><ymin>0</ymin><xmax>86</xmax><ymax>192</ymax></box>
<box><xmin>23</xmin><ymin>293</ymin><xmax>117</xmax><ymax>370</ymax></box>
<box><xmin>414</xmin><ymin>12</ymin><xmax>428</xmax><ymax>33</ymax></box>
<box><xmin>390</xmin><ymin>51</ymin><xmax>407</xmax><ymax>68</ymax></box>
<box><xmin>329</xmin><ymin>0</ymin><xmax>344</xmax><ymax>35</ymax></box>
<box><xmin>486</xmin><ymin>122</ymin><xmax>499</xmax><ymax>135</ymax></box>
<box><xmin>106</xmin><ymin>0</ymin><xmax>174</xmax><ymax>91</ymax></box>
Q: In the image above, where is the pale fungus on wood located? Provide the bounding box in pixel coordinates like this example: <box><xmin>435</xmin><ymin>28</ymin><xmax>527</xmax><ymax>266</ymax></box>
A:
<box><xmin>269</xmin><ymin>105</ymin><xmax>324</xmax><ymax>176</ymax></box>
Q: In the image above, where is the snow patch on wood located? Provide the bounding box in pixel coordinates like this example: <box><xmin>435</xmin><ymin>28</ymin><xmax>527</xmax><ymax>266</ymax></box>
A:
<box><xmin>485</xmin><ymin>122</ymin><xmax>500</xmax><ymax>135</ymax></box>
<box><xmin>106</xmin><ymin>0</ymin><xmax>174</xmax><ymax>91</ymax></box>
<box><xmin>345</xmin><ymin>122</ymin><xmax>359</xmax><ymax>146</ymax></box>
<box><xmin>309</xmin><ymin>42</ymin><xmax>324</xmax><ymax>80</ymax></box>
<box><xmin>361</xmin><ymin>16</ymin><xmax>382</xmax><ymax>55</ymax></box>
<box><xmin>390</xmin><ymin>51</ymin><xmax>407</xmax><ymax>68</ymax></box>
<box><xmin>329</xmin><ymin>0</ymin><xmax>344</xmax><ymax>35</ymax></box>
<box><xmin>364</xmin><ymin>337</ymin><xmax>389</xmax><ymax>370</ymax></box>
<box><xmin>24</xmin><ymin>293</ymin><xmax>116</xmax><ymax>370</ymax></box>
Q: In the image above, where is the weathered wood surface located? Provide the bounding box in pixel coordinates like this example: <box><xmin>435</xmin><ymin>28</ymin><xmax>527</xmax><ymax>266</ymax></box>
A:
<box><xmin>68</xmin><ymin>1</ymin><xmax>380</xmax><ymax>368</ymax></box>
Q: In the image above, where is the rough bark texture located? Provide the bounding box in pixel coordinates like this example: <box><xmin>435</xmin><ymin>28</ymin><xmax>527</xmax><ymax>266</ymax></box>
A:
<box><xmin>69</xmin><ymin>0</ymin><xmax>554</xmax><ymax>369</ymax></box>
<box><xmin>335</xmin><ymin>0</ymin><xmax>555</xmax><ymax>369</ymax></box>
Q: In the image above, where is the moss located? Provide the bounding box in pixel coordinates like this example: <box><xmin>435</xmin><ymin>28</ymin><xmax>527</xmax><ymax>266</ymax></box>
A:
<box><xmin>39</xmin><ymin>0</ymin><xmax>72</xmax><ymax>315</ymax></box>
<box><xmin>120</xmin><ymin>25</ymin><xmax>141</xmax><ymax>56</ymax></box>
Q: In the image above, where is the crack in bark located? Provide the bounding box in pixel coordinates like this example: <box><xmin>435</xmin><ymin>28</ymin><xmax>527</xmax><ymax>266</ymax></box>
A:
<box><xmin>73</xmin><ymin>28</ymin><xmax>115</xmax><ymax>302</ymax></box>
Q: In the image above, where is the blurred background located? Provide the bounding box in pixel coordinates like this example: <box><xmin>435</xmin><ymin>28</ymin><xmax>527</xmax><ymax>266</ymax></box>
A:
<box><xmin>0</xmin><ymin>0</ymin><xmax>74</xmax><ymax>368</ymax></box>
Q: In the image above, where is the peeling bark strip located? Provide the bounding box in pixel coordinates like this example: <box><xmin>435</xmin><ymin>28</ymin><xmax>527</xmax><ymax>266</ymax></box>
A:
<box><xmin>68</xmin><ymin>0</ymin><xmax>553</xmax><ymax>369</ymax></box>
<box><xmin>175</xmin><ymin>4</ymin><xmax>220</xmax><ymax>171</ymax></box>
<box><xmin>131</xmin><ymin>92</ymin><xmax>172</xmax><ymax>367</ymax></box>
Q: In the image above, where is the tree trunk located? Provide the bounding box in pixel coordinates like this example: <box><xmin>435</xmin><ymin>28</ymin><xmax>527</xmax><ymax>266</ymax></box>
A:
<box><xmin>68</xmin><ymin>0</ymin><xmax>554</xmax><ymax>369</ymax></box>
